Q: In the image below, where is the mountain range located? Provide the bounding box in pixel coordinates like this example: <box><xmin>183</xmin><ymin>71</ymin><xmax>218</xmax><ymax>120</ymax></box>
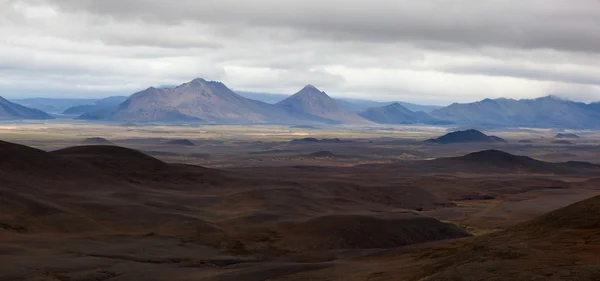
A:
<box><xmin>12</xmin><ymin>96</ymin><xmax>127</xmax><ymax>113</ymax></box>
<box><xmin>0</xmin><ymin>96</ymin><xmax>54</xmax><ymax>120</ymax></box>
<box><xmin>359</xmin><ymin>102</ymin><xmax>449</xmax><ymax>125</ymax></box>
<box><xmin>3</xmin><ymin>79</ymin><xmax>600</xmax><ymax>128</ymax></box>
<box><xmin>236</xmin><ymin>91</ymin><xmax>442</xmax><ymax>113</ymax></box>
<box><xmin>80</xmin><ymin>79</ymin><xmax>357</xmax><ymax>124</ymax></box>
<box><xmin>431</xmin><ymin>96</ymin><xmax>600</xmax><ymax>129</ymax></box>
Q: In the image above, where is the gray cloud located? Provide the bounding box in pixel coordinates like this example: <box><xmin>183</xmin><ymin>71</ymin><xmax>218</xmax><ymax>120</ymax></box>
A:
<box><xmin>40</xmin><ymin>0</ymin><xmax>600</xmax><ymax>52</ymax></box>
<box><xmin>1</xmin><ymin>0</ymin><xmax>600</xmax><ymax>103</ymax></box>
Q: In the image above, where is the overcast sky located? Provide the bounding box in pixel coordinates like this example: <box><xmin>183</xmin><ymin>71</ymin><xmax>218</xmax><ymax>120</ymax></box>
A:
<box><xmin>2</xmin><ymin>0</ymin><xmax>600</xmax><ymax>105</ymax></box>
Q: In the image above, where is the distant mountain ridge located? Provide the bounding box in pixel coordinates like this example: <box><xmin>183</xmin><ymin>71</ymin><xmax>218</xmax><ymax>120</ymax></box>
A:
<box><xmin>63</xmin><ymin>96</ymin><xmax>128</xmax><ymax>116</ymax></box>
<box><xmin>431</xmin><ymin>95</ymin><xmax>600</xmax><ymax>129</ymax></box>
<box><xmin>0</xmin><ymin>96</ymin><xmax>54</xmax><ymax>120</ymax></box>
<box><xmin>359</xmin><ymin>103</ymin><xmax>449</xmax><ymax>125</ymax></box>
<box><xmin>235</xmin><ymin>91</ymin><xmax>442</xmax><ymax>113</ymax></box>
<box><xmin>12</xmin><ymin>96</ymin><xmax>128</xmax><ymax>114</ymax></box>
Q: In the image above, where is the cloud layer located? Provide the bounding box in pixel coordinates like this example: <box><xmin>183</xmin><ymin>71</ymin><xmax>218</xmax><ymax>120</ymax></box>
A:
<box><xmin>2</xmin><ymin>0</ymin><xmax>600</xmax><ymax>104</ymax></box>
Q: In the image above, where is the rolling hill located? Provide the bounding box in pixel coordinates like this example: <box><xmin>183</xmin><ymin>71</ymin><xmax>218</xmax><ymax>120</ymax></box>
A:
<box><xmin>0</xmin><ymin>96</ymin><xmax>54</xmax><ymax>120</ymax></box>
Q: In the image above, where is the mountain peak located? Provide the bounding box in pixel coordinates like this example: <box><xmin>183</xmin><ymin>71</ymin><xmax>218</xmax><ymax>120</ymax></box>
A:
<box><xmin>388</xmin><ymin>102</ymin><xmax>405</xmax><ymax>108</ymax></box>
<box><xmin>190</xmin><ymin>78</ymin><xmax>208</xmax><ymax>84</ymax></box>
<box><xmin>303</xmin><ymin>84</ymin><xmax>318</xmax><ymax>90</ymax></box>
<box><xmin>298</xmin><ymin>84</ymin><xmax>326</xmax><ymax>95</ymax></box>
<box><xmin>536</xmin><ymin>95</ymin><xmax>566</xmax><ymax>101</ymax></box>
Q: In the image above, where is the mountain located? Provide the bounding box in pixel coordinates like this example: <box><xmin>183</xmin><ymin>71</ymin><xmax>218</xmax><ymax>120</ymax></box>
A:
<box><xmin>589</xmin><ymin>102</ymin><xmax>600</xmax><ymax>113</ymax></box>
<box><xmin>82</xmin><ymin>78</ymin><xmax>327</xmax><ymax>124</ymax></box>
<box><xmin>63</xmin><ymin>96</ymin><xmax>128</xmax><ymax>115</ymax></box>
<box><xmin>64</xmin><ymin>104</ymin><xmax>106</xmax><ymax>115</ymax></box>
<box><xmin>359</xmin><ymin>103</ymin><xmax>449</xmax><ymax>125</ymax></box>
<box><xmin>276</xmin><ymin>85</ymin><xmax>370</xmax><ymax>124</ymax></box>
<box><xmin>338</xmin><ymin>98</ymin><xmax>442</xmax><ymax>113</ymax></box>
<box><xmin>426</xmin><ymin>129</ymin><xmax>507</xmax><ymax>144</ymax></box>
<box><xmin>10</xmin><ymin>98</ymin><xmax>97</xmax><ymax>113</ymax></box>
<box><xmin>235</xmin><ymin>91</ymin><xmax>443</xmax><ymax>113</ymax></box>
<box><xmin>431</xmin><ymin>95</ymin><xmax>600</xmax><ymax>129</ymax></box>
<box><xmin>0</xmin><ymin>96</ymin><xmax>55</xmax><ymax>120</ymax></box>
<box><xmin>94</xmin><ymin>96</ymin><xmax>128</xmax><ymax>106</ymax></box>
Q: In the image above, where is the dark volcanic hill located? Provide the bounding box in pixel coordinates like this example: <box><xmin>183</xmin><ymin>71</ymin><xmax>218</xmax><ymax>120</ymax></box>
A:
<box><xmin>555</xmin><ymin>133</ymin><xmax>580</xmax><ymax>139</ymax></box>
<box><xmin>431</xmin><ymin>95</ymin><xmax>600</xmax><ymax>129</ymax></box>
<box><xmin>80</xmin><ymin>79</ymin><xmax>328</xmax><ymax>124</ymax></box>
<box><xmin>81</xmin><ymin>137</ymin><xmax>113</xmax><ymax>145</ymax></box>
<box><xmin>395</xmin><ymin>149</ymin><xmax>600</xmax><ymax>174</ymax></box>
<box><xmin>166</xmin><ymin>139</ymin><xmax>195</xmax><ymax>146</ymax></box>
<box><xmin>426</xmin><ymin>129</ymin><xmax>507</xmax><ymax>144</ymax></box>
<box><xmin>552</xmin><ymin>140</ymin><xmax>574</xmax><ymax>145</ymax></box>
<box><xmin>276</xmin><ymin>85</ymin><xmax>370</xmax><ymax>124</ymax></box>
<box><xmin>359</xmin><ymin>103</ymin><xmax>447</xmax><ymax>125</ymax></box>
<box><xmin>445</xmin><ymin>150</ymin><xmax>600</xmax><ymax>173</ymax></box>
<box><xmin>0</xmin><ymin>96</ymin><xmax>54</xmax><ymax>120</ymax></box>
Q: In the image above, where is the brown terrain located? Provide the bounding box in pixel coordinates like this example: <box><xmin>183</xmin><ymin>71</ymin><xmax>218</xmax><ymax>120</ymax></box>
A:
<box><xmin>2</xmin><ymin>126</ymin><xmax>600</xmax><ymax>280</ymax></box>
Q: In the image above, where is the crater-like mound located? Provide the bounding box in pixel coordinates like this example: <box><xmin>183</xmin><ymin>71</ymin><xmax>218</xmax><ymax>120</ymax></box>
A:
<box><xmin>555</xmin><ymin>133</ymin><xmax>580</xmax><ymax>139</ymax></box>
<box><xmin>52</xmin><ymin>145</ymin><xmax>166</xmax><ymax>173</ymax></box>
<box><xmin>291</xmin><ymin>138</ymin><xmax>344</xmax><ymax>143</ymax></box>
<box><xmin>426</xmin><ymin>129</ymin><xmax>507</xmax><ymax>144</ymax></box>
<box><xmin>443</xmin><ymin>150</ymin><xmax>599</xmax><ymax>174</ymax></box>
<box><xmin>0</xmin><ymin>140</ymin><xmax>97</xmax><ymax>178</ymax></box>
<box><xmin>166</xmin><ymin>139</ymin><xmax>195</xmax><ymax>146</ymax></box>
<box><xmin>458</xmin><ymin>150</ymin><xmax>538</xmax><ymax>163</ymax></box>
<box><xmin>449</xmin><ymin>150</ymin><xmax>551</xmax><ymax>172</ymax></box>
<box><xmin>81</xmin><ymin>137</ymin><xmax>113</xmax><ymax>145</ymax></box>
<box><xmin>552</xmin><ymin>140</ymin><xmax>574</xmax><ymax>145</ymax></box>
<box><xmin>275</xmin><ymin>214</ymin><xmax>470</xmax><ymax>250</ymax></box>
<box><xmin>307</xmin><ymin>151</ymin><xmax>337</xmax><ymax>158</ymax></box>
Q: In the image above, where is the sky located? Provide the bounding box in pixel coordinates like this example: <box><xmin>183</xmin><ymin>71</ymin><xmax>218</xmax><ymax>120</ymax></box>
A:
<box><xmin>1</xmin><ymin>0</ymin><xmax>600</xmax><ymax>105</ymax></box>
